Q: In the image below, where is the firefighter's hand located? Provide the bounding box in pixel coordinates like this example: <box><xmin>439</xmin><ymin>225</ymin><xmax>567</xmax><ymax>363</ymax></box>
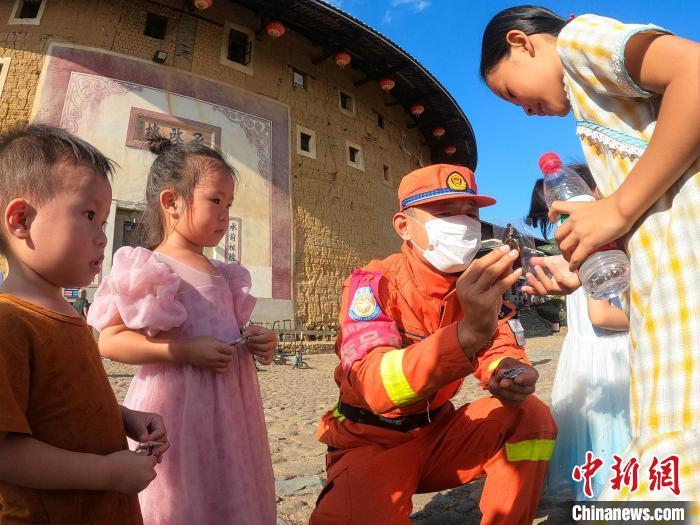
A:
<box><xmin>487</xmin><ymin>357</ymin><xmax>538</xmax><ymax>405</ymax></box>
<box><xmin>456</xmin><ymin>245</ymin><xmax>522</xmax><ymax>353</ymax></box>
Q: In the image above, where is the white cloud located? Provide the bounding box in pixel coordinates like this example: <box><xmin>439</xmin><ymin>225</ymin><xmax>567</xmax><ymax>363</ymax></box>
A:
<box><xmin>382</xmin><ymin>0</ymin><xmax>430</xmax><ymax>24</ymax></box>
<box><xmin>391</xmin><ymin>0</ymin><xmax>430</xmax><ymax>12</ymax></box>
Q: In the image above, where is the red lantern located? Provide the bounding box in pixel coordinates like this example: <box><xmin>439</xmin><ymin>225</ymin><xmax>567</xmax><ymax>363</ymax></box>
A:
<box><xmin>444</xmin><ymin>145</ymin><xmax>457</xmax><ymax>156</ymax></box>
<box><xmin>193</xmin><ymin>0</ymin><xmax>212</xmax><ymax>9</ymax></box>
<box><xmin>265</xmin><ymin>20</ymin><xmax>285</xmax><ymax>38</ymax></box>
<box><xmin>432</xmin><ymin>127</ymin><xmax>446</xmax><ymax>138</ymax></box>
<box><xmin>378</xmin><ymin>78</ymin><xmax>395</xmax><ymax>91</ymax></box>
<box><xmin>410</xmin><ymin>104</ymin><xmax>425</xmax><ymax>117</ymax></box>
<box><xmin>334</xmin><ymin>52</ymin><xmax>351</xmax><ymax>67</ymax></box>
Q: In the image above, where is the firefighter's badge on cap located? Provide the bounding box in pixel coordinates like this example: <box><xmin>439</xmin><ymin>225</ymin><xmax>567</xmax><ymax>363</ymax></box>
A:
<box><xmin>349</xmin><ymin>286</ymin><xmax>380</xmax><ymax>321</ymax></box>
<box><xmin>446</xmin><ymin>171</ymin><xmax>467</xmax><ymax>191</ymax></box>
<box><xmin>397</xmin><ymin>164</ymin><xmax>496</xmax><ymax>210</ymax></box>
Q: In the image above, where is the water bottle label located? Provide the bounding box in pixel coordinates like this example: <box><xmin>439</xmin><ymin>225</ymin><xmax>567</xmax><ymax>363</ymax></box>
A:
<box><xmin>556</xmin><ymin>194</ymin><xmax>595</xmax><ymax>225</ymax></box>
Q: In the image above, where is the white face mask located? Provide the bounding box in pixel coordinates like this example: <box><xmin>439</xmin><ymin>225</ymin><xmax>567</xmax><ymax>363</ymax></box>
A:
<box><xmin>407</xmin><ymin>214</ymin><xmax>482</xmax><ymax>273</ymax></box>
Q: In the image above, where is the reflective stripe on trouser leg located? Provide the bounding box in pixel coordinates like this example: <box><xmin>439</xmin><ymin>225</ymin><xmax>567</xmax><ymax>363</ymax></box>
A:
<box><xmin>505</xmin><ymin>439</ymin><xmax>556</xmax><ymax>462</ymax></box>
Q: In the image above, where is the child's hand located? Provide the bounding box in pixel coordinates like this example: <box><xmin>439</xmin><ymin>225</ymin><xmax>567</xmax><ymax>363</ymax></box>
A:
<box><xmin>522</xmin><ymin>255</ymin><xmax>581</xmax><ymax>296</ymax></box>
<box><xmin>487</xmin><ymin>357</ymin><xmax>538</xmax><ymax>405</ymax></box>
<box><xmin>173</xmin><ymin>336</ymin><xmax>234</xmax><ymax>373</ymax></box>
<box><xmin>241</xmin><ymin>325</ymin><xmax>277</xmax><ymax>365</ymax></box>
<box><xmin>121</xmin><ymin>407</ymin><xmax>169</xmax><ymax>463</ymax></box>
<box><xmin>549</xmin><ymin>196</ymin><xmax>629</xmax><ymax>271</ymax></box>
<box><xmin>103</xmin><ymin>450</ymin><xmax>157</xmax><ymax>493</ymax></box>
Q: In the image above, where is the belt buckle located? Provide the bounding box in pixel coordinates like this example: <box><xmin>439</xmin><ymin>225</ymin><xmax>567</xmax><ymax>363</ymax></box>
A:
<box><xmin>378</xmin><ymin>414</ymin><xmax>405</xmax><ymax>428</ymax></box>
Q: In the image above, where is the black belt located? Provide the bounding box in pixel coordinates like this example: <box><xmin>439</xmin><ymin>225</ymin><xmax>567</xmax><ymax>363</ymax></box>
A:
<box><xmin>337</xmin><ymin>401</ymin><xmax>439</xmax><ymax>433</ymax></box>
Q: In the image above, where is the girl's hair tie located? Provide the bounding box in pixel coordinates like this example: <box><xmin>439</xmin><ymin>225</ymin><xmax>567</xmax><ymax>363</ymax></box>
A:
<box><xmin>568</xmin><ymin>13</ymin><xmax>575</xmax><ymax>21</ymax></box>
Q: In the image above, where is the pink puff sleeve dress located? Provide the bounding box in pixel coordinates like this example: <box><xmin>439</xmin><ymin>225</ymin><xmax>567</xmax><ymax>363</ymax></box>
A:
<box><xmin>89</xmin><ymin>247</ymin><xmax>276</xmax><ymax>524</ymax></box>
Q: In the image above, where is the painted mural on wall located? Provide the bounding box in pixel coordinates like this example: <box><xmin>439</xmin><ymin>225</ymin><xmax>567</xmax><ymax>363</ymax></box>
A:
<box><xmin>31</xmin><ymin>44</ymin><xmax>291</xmax><ymax>303</ymax></box>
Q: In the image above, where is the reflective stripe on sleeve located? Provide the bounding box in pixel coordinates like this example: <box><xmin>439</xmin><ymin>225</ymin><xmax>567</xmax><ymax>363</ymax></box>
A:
<box><xmin>379</xmin><ymin>349</ymin><xmax>420</xmax><ymax>407</ymax></box>
<box><xmin>488</xmin><ymin>357</ymin><xmax>506</xmax><ymax>373</ymax></box>
<box><xmin>488</xmin><ymin>357</ymin><xmax>526</xmax><ymax>374</ymax></box>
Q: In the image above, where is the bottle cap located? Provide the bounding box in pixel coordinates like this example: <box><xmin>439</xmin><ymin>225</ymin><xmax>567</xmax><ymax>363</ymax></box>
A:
<box><xmin>539</xmin><ymin>152</ymin><xmax>563</xmax><ymax>176</ymax></box>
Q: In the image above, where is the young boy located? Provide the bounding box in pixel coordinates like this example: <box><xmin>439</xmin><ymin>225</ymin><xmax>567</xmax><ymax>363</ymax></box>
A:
<box><xmin>0</xmin><ymin>124</ymin><xmax>168</xmax><ymax>524</ymax></box>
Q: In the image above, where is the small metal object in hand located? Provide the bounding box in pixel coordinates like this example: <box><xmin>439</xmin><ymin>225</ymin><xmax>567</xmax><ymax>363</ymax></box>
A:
<box><xmin>500</xmin><ymin>367</ymin><xmax>527</xmax><ymax>380</ymax></box>
<box><xmin>135</xmin><ymin>441</ymin><xmax>164</xmax><ymax>456</ymax></box>
<box><xmin>231</xmin><ymin>334</ymin><xmax>253</xmax><ymax>346</ymax></box>
<box><xmin>501</xmin><ymin>224</ymin><xmax>524</xmax><ymax>270</ymax></box>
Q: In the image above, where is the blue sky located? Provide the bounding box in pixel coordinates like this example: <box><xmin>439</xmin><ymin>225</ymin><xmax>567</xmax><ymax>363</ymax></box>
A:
<box><xmin>323</xmin><ymin>0</ymin><xmax>699</xmax><ymax>233</ymax></box>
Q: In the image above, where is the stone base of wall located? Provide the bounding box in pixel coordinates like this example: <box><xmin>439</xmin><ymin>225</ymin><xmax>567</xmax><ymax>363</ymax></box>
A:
<box><xmin>519</xmin><ymin>307</ymin><xmax>554</xmax><ymax>338</ymax></box>
<box><xmin>278</xmin><ymin>341</ymin><xmax>335</xmax><ymax>355</ymax></box>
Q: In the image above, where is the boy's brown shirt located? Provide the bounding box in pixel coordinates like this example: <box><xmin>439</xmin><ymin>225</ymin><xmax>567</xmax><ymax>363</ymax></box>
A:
<box><xmin>0</xmin><ymin>294</ymin><xmax>142</xmax><ymax>524</ymax></box>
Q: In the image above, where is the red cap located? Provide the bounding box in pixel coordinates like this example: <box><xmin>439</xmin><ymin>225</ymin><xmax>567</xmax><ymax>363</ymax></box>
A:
<box><xmin>539</xmin><ymin>152</ymin><xmax>563</xmax><ymax>176</ymax></box>
<box><xmin>397</xmin><ymin>164</ymin><xmax>496</xmax><ymax>211</ymax></box>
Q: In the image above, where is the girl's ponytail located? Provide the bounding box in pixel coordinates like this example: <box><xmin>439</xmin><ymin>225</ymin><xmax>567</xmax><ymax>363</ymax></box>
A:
<box><xmin>480</xmin><ymin>5</ymin><xmax>568</xmax><ymax>79</ymax></box>
<box><xmin>525</xmin><ymin>163</ymin><xmax>595</xmax><ymax>239</ymax></box>
<box><xmin>146</xmin><ymin>135</ymin><xmax>176</xmax><ymax>156</ymax></box>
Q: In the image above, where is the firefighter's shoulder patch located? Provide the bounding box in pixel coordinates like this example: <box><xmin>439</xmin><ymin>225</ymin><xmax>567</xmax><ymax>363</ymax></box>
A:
<box><xmin>348</xmin><ymin>286</ymin><xmax>380</xmax><ymax>321</ymax></box>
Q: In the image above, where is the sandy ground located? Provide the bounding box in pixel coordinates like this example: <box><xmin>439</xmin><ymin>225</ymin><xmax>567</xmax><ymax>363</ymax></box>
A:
<box><xmin>104</xmin><ymin>330</ymin><xmax>574</xmax><ymax>524</ymax></box>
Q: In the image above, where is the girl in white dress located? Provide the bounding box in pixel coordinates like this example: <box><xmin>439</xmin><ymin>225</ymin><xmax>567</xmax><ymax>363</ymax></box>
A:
<box><xmin>525</xmin><ymin>165</ymin><xmax>631</xmax><ymax>500</ymax></box>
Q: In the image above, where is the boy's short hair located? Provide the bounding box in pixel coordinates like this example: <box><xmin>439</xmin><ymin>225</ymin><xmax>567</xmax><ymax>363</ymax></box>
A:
<box><xmin>0</xmin><ymin>123</ymin><xmax>115</xmax><ymax>251</ymax></box>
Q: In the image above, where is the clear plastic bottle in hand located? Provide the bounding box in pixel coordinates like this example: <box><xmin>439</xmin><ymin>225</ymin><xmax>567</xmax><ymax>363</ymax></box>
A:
<box><xmin>539</xmin><ymin>152</ymin><xmax>630</xmax><ymax>299</ymax></box>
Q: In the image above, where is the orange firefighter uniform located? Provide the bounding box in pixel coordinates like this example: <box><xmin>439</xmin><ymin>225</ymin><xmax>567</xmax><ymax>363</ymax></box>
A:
<box><xmin>311</xmin><ymin>165</ymin><xmax>557</xmax><ymax>525</ymax></box>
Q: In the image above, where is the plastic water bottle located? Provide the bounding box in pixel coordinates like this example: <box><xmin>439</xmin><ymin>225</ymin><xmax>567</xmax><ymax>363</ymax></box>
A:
<box><xmin>539</xmin><ymin>152</ymin><xmax>630</xmax><ymax>299</ymax></box>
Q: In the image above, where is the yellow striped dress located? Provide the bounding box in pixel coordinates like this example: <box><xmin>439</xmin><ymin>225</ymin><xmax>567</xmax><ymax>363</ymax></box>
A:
<box><xmin>557</xmin><ymin>14</ymin><xmax>700</xmax><ymax>515</ymax></box>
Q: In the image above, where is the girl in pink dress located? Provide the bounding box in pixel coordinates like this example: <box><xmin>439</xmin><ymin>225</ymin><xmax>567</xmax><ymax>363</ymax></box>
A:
<box><xmin>88</xmin><ymin>137</ymin><xmax>277</xmax><ymax>524</ymax></box>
